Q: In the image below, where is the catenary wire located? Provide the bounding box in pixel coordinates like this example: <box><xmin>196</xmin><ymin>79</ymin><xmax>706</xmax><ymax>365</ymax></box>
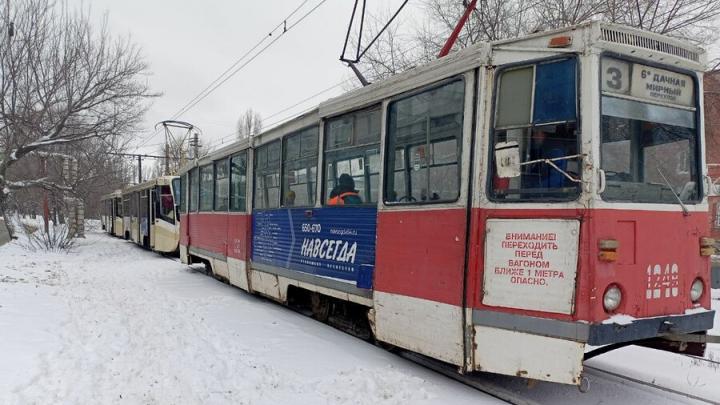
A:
<box><xmin>133</xmin><ymin>0</ymin><xmax>323</xmax><ymax>151</ymax></box>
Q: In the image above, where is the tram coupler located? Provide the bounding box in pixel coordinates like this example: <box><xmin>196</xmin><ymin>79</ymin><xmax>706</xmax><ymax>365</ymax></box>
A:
<box><xmin>660</xmin><ymin>332</ymin><xmax>720</xmax><ymax>344</ymax></box>
<box><xmin>634</xmin><ymin>332</ymin><xmax>717</xmax><ymax>357</ymax></box>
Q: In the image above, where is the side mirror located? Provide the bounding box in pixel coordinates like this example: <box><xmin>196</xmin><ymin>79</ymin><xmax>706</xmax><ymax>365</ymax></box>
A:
<box><xmin>494</xmin><ymin>141</ymin><xmax>521</xmax><ymax>178</ymax></box>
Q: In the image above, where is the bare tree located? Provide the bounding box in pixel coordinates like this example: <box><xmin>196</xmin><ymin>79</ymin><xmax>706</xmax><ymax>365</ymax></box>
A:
<box><xmin>607</xmin><ymin>0</ymin><xmax>720</xmax><ymax>45</ymax></box>
<box><xmin>0</xmin><ymin>0</ymin><xmax>155</xmax><ymax>235</ymax></box>
<box><xmin>236</xmin><ymin>108</ymin><xmax>263</xmax><ymax>140</ymax></box>
<box><xmin>354</xmin><ymin>0</ymin><xmax>720</xmax><ymax>81</ymax></box>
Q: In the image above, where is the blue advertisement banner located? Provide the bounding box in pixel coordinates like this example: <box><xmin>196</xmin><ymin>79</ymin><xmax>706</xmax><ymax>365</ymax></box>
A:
<box><xmin>252</xmin><ymin>207</ymin><xmax>377</xmax><ymax>289</ymax></box>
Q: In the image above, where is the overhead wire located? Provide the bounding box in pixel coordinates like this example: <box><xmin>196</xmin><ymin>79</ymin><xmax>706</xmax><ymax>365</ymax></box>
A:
<box><xmin>168</xmin><ymin>0</ymin><xmax>330</xmax><ymax>121</ymax></box>
<box><xmin>167</xmin><ymin>0</ymin><xmax>311</xmax><ymax>121</ymax></box>
<box><xmin>201</xmin><ymin>69</ymin><xmax>372</xmax><ymax>154</ymax></box>
<box><xmin>132</xmin><ymin>0</ymin><xmax>326</xmax><ymax>151</ymax></box>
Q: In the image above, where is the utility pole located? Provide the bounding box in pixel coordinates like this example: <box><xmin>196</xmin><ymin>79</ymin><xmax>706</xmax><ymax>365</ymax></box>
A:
<box><xmin>189</xmin><ymin>132</ymin><xmax>200</xmax><ymax>159</ymax></box>
<box><xmin>40</xmin><ymin>156</ymin><xmax>49</xmax><ymax>233</ymax></box>
<box><xmin>164</xmin><ymin>143</ymin><xmax>170</xmax><ymax>175</ymax></box>
<box><xmin>137</xmin><ymin>155</ymin><xmax>142</xmax><ymax>183</ymax></box>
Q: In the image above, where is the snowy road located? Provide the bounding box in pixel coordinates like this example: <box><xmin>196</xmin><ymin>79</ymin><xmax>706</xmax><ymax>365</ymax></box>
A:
<box><xmin>1</xmin><ymin>227</ymin><xmax>719</xmax><ymax>404</ymax></box>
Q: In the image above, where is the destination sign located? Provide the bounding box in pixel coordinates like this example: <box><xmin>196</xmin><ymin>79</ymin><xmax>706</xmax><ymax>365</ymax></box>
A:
<box><xmin>601</xmin><ymin>57</ymin><xmax>694</xmax><ymax>107</ymax></box>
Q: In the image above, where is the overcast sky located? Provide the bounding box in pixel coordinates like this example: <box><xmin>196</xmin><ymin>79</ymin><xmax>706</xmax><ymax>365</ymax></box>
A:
<box><xmin>83</xmin><ymin>0</ymin><xmax>415</xmax><ymax>156</ymax></box>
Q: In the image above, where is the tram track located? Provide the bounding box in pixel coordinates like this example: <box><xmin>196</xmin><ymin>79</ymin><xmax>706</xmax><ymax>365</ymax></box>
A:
<box><xmin>398</xmin><ymin>350</ymin><xmax>719</xmax><ymax>405</ymax></box>
<box><xmin>583</xmin><ymin>364</ymin><xmax>719</xmax><ymax>404</ymax></box>
<box><xmin>397</xmin><ymin>351</ymin><xmax>543</xmax><ymax>405</ymax></box>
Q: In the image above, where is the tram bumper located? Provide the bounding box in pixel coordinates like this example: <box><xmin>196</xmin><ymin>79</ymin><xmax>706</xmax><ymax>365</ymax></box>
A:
<box><xmin>588</xmin><ymin>310</ymin><xmax>715</xmax><ymax>357</ymax></box>
<box><xmin>587</xmin><ymin>310</ymin><xmax>715</xmax><ymax>346</ymax></box>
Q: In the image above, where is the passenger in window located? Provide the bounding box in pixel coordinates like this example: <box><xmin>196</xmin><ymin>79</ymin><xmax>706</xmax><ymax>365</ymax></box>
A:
<box><xmin>526</xmin><ymin>126</ymin><xmax>572</xmax><ymax>189</ymax></box>
<box><xmin>420</xmin><ymin>189</ymin><xmax>440</xmax><ymax>201</ymax></box>
<box><xmin>285</xmin><ymin>190</ymin><xmax>296</xmax><ymax>207</ymax></box>
<box><xmin>328</xmin><ymin>174</ymin><xmax>362</xmax><ymax>205</ymax></box>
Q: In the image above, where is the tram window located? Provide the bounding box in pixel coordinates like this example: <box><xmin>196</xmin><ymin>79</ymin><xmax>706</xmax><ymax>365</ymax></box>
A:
<box><xmin>140</xmin><ymin>190</ymin><xmax>149</xmax><ymax>223</ymax></box>
<box><xmin>283</xmin><ymin>126</ymin><xmax>318</xmax><ymax>207</ymax></box>
<box><xmin>254</xmin><ymin>141</ymin><xmax>281</xmax><ymax>209</ymax></box>
<box><xmin>230</xmin><ymin>151</ymin><xmax>248</xmax><ymax>212</ymax></box>
<box><xmin>130</xmin><ymin>193</ymin><xmax>138</xmax><ymax>217</ymax></box>
<box><xmin>214</xmin><ymin>159</ymin><xmax>229</xmax><ymax>211</ymax></box>
<box><xmin>490</xmin><ymin>58</ymin><xmax>579</xmax><ymax>201</ymax></box>
<box><xmin>179</xmin><ymin>174</ymin><xmax>187</xmax><ymax>213</ymax></box>
<box><xmin>199</xmin><ymin>164</ymin><xmax>214</xmax><ymax>211</ymax></box>
<box><xmin>172</xmin><ymin>177</ymin><xmax>181</xmax><ymax>212</ymax></box>
<box><xmin>324</xmin><ymin>107</ymin><xmax>381</xmax><ymax>205</ymax></box>
<box><xmin>189</xmin><ymin>168</ymin><xmax>199</xmax><ymax>212</ymax></box>
<box><xmin>122</xmin><ymin>196</ymin><xmax>130</xmax><ymax>216</ymax></box>
<box><xmin>600</xmin><ymin>102</ymin><xmax>698</xmax><ymax>203</ymax></box>
<box><xmin>157</xmin><ymin>185</ymin><xmax>175</xmax><ymax>224</ymax></box>
<box><xmin>385</xmin><ymin>80</ymin><xmax>464</xmax><ymax>204</ymax></box>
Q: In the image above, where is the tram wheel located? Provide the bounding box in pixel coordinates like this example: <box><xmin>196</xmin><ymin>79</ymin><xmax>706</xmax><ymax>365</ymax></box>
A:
<box><xmin>311</xmin><ymin>292</ymin><xmax>330</xmax><ymax>322</ymax></box>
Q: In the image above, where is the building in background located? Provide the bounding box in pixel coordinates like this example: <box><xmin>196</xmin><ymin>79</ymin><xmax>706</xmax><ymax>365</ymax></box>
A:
<box><xmin>705</xmin><ymin>71</ymin><xmax>720</xmax><ymax>239</ymax></box>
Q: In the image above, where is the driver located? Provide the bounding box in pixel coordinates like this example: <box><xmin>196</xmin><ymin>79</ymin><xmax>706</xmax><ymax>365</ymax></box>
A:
<box><xmin>526</xmin><ymin>126</ymin><xmax>569</xmax><ymax>189</ymax></box>
<box><xmin>328</xmin><ymin>174</ymin><xmax>362</xmax><ymax>205</ymax></box>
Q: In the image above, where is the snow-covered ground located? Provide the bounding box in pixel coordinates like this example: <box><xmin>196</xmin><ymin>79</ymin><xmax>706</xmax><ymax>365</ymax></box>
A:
<box><xmin>0</xmin><ymin>225</ymin><xmax>718</xmax><ymax>404</ymax></box>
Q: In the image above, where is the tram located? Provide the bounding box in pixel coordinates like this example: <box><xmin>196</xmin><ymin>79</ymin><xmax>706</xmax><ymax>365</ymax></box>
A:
<box><xmin>120</xmin><ymin>176</ymin><xmax>181</xmax><ymax>253</ymax></box>
<box><xmin>100</xmin><ymin>190</ymin><xmax>123</xmax><ymax>237</ymax></box>
<box><xmin>176</xmin><ymin>22</ymin><xmax>713</xmax><ymax>385</ymax></box>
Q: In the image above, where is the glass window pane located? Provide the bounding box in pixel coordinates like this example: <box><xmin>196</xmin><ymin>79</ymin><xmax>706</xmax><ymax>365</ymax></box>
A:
<box><xmin>254</xmin><ymin>141</ymin><xmax>281</xmax><ymax>209</ymax></box>
<box><xmin>385</xmin><ymin>80</ymin><xmax>464</xmax><ymax>204</ymax></box>
<box><xmin>158</xmin><ymin>185</ymin><xmax>175</xmax><ymax>223</ymax></box>
<box><xmin>533</xmin><ymin>59</ymin><xmax>577</xmax><ymax>124</ymax></box>
<box><xmin>490</xmin><ymin>59</ymin><xmax>580</xmax><ymax>202</ymax></box>
<box><xmin>326</xmin><ymin>117</ymin><xmax>353</xmax><ymax>149</ymax></box>
<box><xmin>189</xmin><ymin>168</ymin><xmax>199</xmax><ymax>211</ymax></box>
<box><xmin>282</xmin><ymin>127</ymin><xmax>318</xmax><ymax>207</ymax></box>
<box><xmin>602</xmin><ymin>96</ymin><xmax>695</xmax><ymax>129</ymax></box>
<box><xmin>179</xmin><ymin>175</ymin><xmax>187</xmax><ymax>213</ymax></box>
<box><xmin>491</xmin><ymin>124</ymin><xmax>580</xmax><ymax>200</ymax></box>
<box><xmin>496</xmin><ymin>67</ymin><xmax>532</xmax><ymax>128</ymax></box>
<box><xmin>230</xmin><ymin>152</ymin><xmax>247</xmax><ymax>212</ymax></box>
<box><xmin>600</xmin><ymin>112</ymin><xmax>698</xmax><ymax>203</ymax></box>
<box><xmin>214</xmin><ymin>159</ymin><xmax>229</xmax><ymax>211</ymax></box>
<box><xmin>199</xmin><ymin>165</ymin><xmax>214</xmax><ymax>211</ymax></box>
<box><xmin>324</xmin><ymin>107</ymin><xmax>381</xmax><ymax>205</ymax></box>
<box><xmin>356</xmin><ymin>109</ymin><xmax>381</xmax><ymax>145</ymax></box>
<box><xmin>285</xmin><ymin>135</ymin><xmax>301</xmax><ymax>161</ymax></box>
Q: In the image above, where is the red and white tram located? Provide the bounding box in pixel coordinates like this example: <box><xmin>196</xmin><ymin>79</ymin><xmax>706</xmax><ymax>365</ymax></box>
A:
<box><xmin>178</xmin><ymin>22</ymin><xmax>714</xmax><ymax>385</ymax></box>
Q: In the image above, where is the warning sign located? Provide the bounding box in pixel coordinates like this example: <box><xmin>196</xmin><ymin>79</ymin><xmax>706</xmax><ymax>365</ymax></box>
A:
<box><xmin>482</xmin><ymin>219</ymin><xmax>580</xmax><ymax>315</ymax></box>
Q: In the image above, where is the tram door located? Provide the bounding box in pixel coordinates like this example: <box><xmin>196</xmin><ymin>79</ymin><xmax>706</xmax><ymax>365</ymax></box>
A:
<box><xmin>150</xmin><ymin>187</ymin><xmax>158</xmax><ymax>249</ymax></box>
<box><xmin>140</xmin><ymin>189</ymin><xmax>150</xmax><ymax>248</ymax></box>
<box><xmin>373</xmin><ymin>77</ymin><xmax>473</xmax><ymax>366</ymax></box>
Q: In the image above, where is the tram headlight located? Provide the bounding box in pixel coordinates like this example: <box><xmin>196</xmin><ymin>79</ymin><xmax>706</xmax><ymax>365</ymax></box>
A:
<box><xmin>690</xmin><ymin>278</ymin><xmax>704</xmax><ymax>302</ymax></box>
<box><xmin>603</xmin><ymin>285</ymin><xmax>622</xmax><ymax>312</ymax></box>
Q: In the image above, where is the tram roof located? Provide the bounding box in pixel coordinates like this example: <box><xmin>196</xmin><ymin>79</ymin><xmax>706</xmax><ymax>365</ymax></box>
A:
<box><xmin>100</xmin><ymin>189</ymin><xmax>122</xmax><ymax>200</ymax></box>
<box><xmin>122</xmin><ymin>175</ymin><xmax>178</xmax><ymax>195</ymax></box>
<box><xmin>320</xmin><ymin>21</ymin><xmax>705</xmax><ymax>117</ymax></box>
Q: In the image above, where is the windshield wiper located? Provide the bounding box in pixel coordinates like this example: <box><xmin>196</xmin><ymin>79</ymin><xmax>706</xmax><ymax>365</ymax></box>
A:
<box><xmin>657</xmin><ymin>167</ymin><xmax>689</xmax><ymax>216</ymax></box>
<box><xmin>520</xmin><ymin>154</ymin><xmax>585</xmax><ymax>183</ymax></box>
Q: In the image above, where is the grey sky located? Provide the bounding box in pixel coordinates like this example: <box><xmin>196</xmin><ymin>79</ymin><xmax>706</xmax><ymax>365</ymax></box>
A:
<box><xmin>85</xmin><ymin>0</ymin><xmax>414</xmax><ymax>156</ymax></box>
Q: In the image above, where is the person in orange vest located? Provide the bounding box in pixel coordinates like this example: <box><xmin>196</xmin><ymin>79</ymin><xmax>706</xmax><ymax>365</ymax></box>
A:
<box><xmin>327</xmin><ymin>173</ymin><xmax>362</xmax><ymax>205</ymax></box>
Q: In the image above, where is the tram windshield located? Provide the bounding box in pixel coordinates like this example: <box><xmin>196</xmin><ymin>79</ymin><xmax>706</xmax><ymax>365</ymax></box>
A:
<box><xmin>599</xmin><ymin>57</ymin><xmax>699</xmax><ymax>204</ymax></box>
<box><xmin>490</xmin><ymin>58</ymin><xmax>581</xmax><ymax>201</ymax></box>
